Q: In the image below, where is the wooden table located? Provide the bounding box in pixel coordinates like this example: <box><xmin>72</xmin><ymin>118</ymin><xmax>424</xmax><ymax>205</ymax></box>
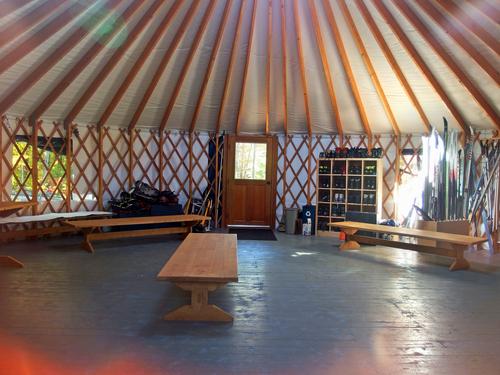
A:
<box><xmin>329</xmin><ymin>221</ymin><xmax>487</xmax><ymax>271</ymax></box>
<box><xmin>66</xmin><ymin>214</ymin><xmax>209</xmax><ymax>253</ymax></box>
<box><xmin>157</xmin><ymin>233</ymin><xmax>238</xmax><ymax>322</ymax></box>
<box><xmin>0</xmin><ymin>201</ymin><xmax>35</xmax><ymax>268</ymax></box>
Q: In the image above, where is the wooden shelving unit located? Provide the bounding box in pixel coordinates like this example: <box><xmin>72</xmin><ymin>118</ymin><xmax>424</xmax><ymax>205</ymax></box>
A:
<box><xmin>316</xmin><ymin>158</ymin><xmax>383</xmax><ymax>237</ymax></box>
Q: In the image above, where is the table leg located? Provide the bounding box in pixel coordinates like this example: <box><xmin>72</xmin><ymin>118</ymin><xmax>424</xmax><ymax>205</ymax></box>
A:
<box><xmin>449</xmin><ymin>245</ymin><xmax>470</xmax><ymax>271</ymax></box>
<box><xmin>164</xmin><ymin>282</ymin><xmax>233</xmax><ymax>322</ymax></box>
<box><xmin>340</xmin><ymin>228</ymin><xmax>360</xmax><ymax>250</ymax></box>
<box><xmin>0</xmin><ymin>256</ymin><xmax>24</xmax><ymax>268</ymax></box>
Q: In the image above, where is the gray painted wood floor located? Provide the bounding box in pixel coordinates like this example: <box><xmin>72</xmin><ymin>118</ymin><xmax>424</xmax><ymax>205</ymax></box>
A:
<box><xmin>1</xmin><ymin>233</ymin><xmax>500</xmax><ymax>374</ymax></box>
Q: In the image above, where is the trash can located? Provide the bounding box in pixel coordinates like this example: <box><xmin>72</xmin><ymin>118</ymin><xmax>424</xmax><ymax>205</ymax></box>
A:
<box><xmin>285</xmin><ymin>208</ymin><xmax>299</xmax><ymax>234</ymax></box>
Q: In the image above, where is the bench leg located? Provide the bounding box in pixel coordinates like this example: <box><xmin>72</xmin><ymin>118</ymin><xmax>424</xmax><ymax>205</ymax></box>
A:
<box><xmin>164</xmin><ymin>282</ymin><xmax>233</xmax><ymax>322</ymax></box>
<box><xmin>340</xmin><ymin>228</ymin><xmax>360</xmax><ymax>251</ymax></box>
<box><xmin>81</xmin><ymin>229</ymin><xmax>95</xmax><ymax>253</ymax></box>
<box><xmin>449</xmin><ymin>245</ymin><xmax>470</xmax><ymax>271</ymax></box>
<box><xmin>0</xmin><ymin>256</ymin><xmax>24</xmax><ymax>268</ymax></box>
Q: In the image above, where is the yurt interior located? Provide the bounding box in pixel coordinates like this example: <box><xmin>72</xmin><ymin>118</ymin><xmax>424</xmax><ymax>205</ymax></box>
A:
<box><xmin>1</xmin><ymin>0</ymin><xmax>499</xmax><ymax>374</ymax></box>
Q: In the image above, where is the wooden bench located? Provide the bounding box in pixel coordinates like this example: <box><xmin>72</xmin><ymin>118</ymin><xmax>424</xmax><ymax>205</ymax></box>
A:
<box><xmin>329</xmin><ymin>221</ymin><xmax>487</xmax><ymax>271</ymax></box>
<box><xmin>157</xmin><ymin>233</ymin><xmax>238</xmax><ymax>322</ymax></box>
<box><xmin>66</xmin><ymin>214</ymin><xmax>209</xmax><ymax>253</ymax></box>
<box><xmin>0</xmin><ymin>202</ymin><xmax>34</xmax><ymax>268</ymax></box>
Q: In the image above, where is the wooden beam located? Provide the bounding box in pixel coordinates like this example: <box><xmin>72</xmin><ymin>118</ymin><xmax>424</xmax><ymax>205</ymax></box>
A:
<box><xmin>339</xmin><ymin>0</ymin><xmax>400</xmax><ymax>136</ymax></box>
<box><xmin>0</xmin><ymin>0</ymin><xmax>96</xmax><ymax>75</ymax></box>
<box><xmin>0</xmin><ymin>0</ymin><xmax>122</xmax><ymax>116</ymax></box>
<box><xmin>279</xmin><ymin>0</ymin><xmax>288</xmax><ymax>135</ymax></box>
<box><xmin>372</xmin><ymin>0</ymin><xmax>470</xmax><ymax>133</ymax></box>
<box><xmin>234</xmin><ymin>0</ymin><xmax>258</xmax><ymax>135</ymax></box>
<box><xmin>189</xmin><ymin>0</ymin><xmax>233</xmax><ymax>134</ymax></box>
<box><xmin>418</xmin><ymin>0</ymin><xmax>499</xmax><ymax>85</ymax></box>
<box><xmin>265</xmin><ymin>0</ymin><xmax>272</xmax><ymax>135</ymax></box>
<box><xmin>216</xmin><ymin>0</ymin><xmax>246</xmax><ymax>135</ymax></box>
<box><xmin>31</xmin><ymin>0</ymin><xmax>145</xmax><ymax>120</ymax></box>
<box><xmin>436</xmin><ymin>0</ymin><xmax>499</xmax><ymax>54</ymax></box>
<box><xmin>307</xmin><ymin>0</ymin><xmax>343</xmax><ymax>136</ymax></box>
<box><xmin>65</xmin><ymin>122</ymin><xmax>72</xmax><ymax>212</ymax></box>
<box><xmin>0</xmin><ymin>0</ymin><xmax>33</xmax><ymax>20</ymax></box>
<box><xmin>30</xmin><ymin>117</ymin><xmax>39</xmax><ymax>215</ymax></box>
<box><xmin>127</xmin><ymin>1</ymin><xmax>201</xmax><ymax>131</ymax></box>
<box><xmin>469</xmin><ymin>0</ymin><xmax>500</xmax><ymax>25</ymax></box>
<box><xmin>391</xmin><ymin>0</ymin><xmax>499</xmax><ymax>130</ymax></box>
<box><xmin>97</xmin><ymin>126</ymin><xmax>104</xmax><ymax>210</ymax></box>
<box><xmin>292</xmin><ymin>0</ymin><xmax>312</xmax><ymax>136</ymax></box>
<box><xmin>65</xmin><ymin>0</ymin><xmax>168</xmax><ymax>127</ymax></box>
<box><xmin>128</xmin><ymin>129</ymin><xmax>135</xmax><ymax>189</ymax></box>
<box><xmin>0</xmin><ymin>0</ymin><xmax>67</xmax><ymax>49</ymax></box>
<box><xmin>158</xmin><ymin>1</ymin><xmax>217</xmax><ymax>132</ymax></box>
<box><xmin>321</xmin><ymin>0</ymin><xmax>372</xmax><ymax>138</ymax></box>
<box><xmin>354</xmin><ymin>0</ymin><xmax>431</xmax><ymax>134</ymax></box>
<box><xmin>95</xmin><ymin>0</ymin><xmax>183</xmax><ymax>129</ymax></box>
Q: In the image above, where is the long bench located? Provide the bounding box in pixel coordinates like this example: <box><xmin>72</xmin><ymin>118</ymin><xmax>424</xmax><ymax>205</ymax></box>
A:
<box><xmin>157</xmin><ymin>233</ymin><xmax>238</xmax><ymax>322</ymax></box>
<box><xmin>66</xmin><ymin>214</ymin><xmax>209</xmax><ymax>253</ymax></box>
<box><xmin>329</xmin><ymin>221</ymin><xmax>487</xmax><ymax>271</ymax></box>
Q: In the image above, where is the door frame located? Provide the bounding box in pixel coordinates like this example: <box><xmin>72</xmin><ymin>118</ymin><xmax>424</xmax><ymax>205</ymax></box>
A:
<box><xmin>222</xmin><ymin>135</ymin><xmax>278</xmax><ymax>228</ymax></box>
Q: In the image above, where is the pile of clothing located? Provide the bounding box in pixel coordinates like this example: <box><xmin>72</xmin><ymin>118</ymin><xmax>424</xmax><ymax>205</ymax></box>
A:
<box><xmin>109</xmin><ymin>181</ymin><xmax>179</xmax><ymax>214</ymax></box>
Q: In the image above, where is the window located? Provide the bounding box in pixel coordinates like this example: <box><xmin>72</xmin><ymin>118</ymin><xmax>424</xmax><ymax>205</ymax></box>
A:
<box><xmin>234</xmin><ymin>142</ymin><xmax>267</xmax><ymax>180</ymax></box>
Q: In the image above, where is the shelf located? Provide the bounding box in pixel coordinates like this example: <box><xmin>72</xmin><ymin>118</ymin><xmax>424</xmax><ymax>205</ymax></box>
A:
<box><xmin>347</xmin><ymin>203</ymin><xmax>362</xmax><ymax>205</ymax></box>
<box><xmin>332</xmin><ymin>202</ymin><xmax>345</xmax><ymax>204</ymax></box>
<box><xmin>347</xmin><ymin>189</ymin><xmax>362</xmax><ymax>191</ymax></box>
<box><xmin>331</xmin><ymin>216</ymin><xmax>345</xmax><ymax>218</ymax></box>
<box><xmin>363</xmin><ymin>189</ymin><xmax>376</xmax><ymax>192</ymax></box>
<box><xmin>331</xmin><ymin>174</ymin><xmax>346</xmax><ymax>176</ymax></box>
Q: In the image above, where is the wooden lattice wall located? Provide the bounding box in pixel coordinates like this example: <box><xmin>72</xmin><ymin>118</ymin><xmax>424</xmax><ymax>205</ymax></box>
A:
<box><xmin>1</xmin><ymin>116</ymin><xmax>495</xmax><ymax>230</ymax></box>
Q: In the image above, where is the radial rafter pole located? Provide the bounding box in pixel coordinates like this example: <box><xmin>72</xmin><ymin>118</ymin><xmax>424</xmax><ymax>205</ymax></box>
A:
<box><xmin>307</xmin><ymin>0</ymin><xmax>343</xmax><ymax>137</ymax></box>
<box><xmin>128</xmin><ymin>1</ymin><xmax>202</xmax><ymax>131</ymax></box>
<box><xmin>321</xmin><ymin>0</ymin><xmax>372</xmax><ymax>139</ymax></box>
<box><xmin>31</xmin><ymin>0</ymin><xmax>146</xmax><ymax>121</ymax></box>
<box><xmin>279</xmin><ymin>0</ymin><xmax>288</xmax><ymax>135</ymax></box>
<box><xmin>417</xmin><ymin>0</ymin><xmax>499</xmax><ymax>85</ymax></box>
<box><xmin>292</xmin><ymin>0</ymin><xmax>312</xmax><ymax>136</ymax></box>
<box><xmin>216</xmin><ymin>0</ymin><xmax>246</xmax><ymax>135</ymax></box>
<box><xmin>159</xmin><ymin>1</ymin><xmax>218</xmax><ymax>133</ymax></box>
<box><xmin>265</xmin><ymin>0</ymin><xmax>272</xmax><ymax>135</ymax></box>
<box><xmin>469</xmin><ymin>0</ymin><xmax>500</xmax><ymax>26</ymax></box>
<box><xmin>355</xmin><ymin>0</ymin><xmax>430</xmax><ymax>134</ymax></box>
<box><xmin>372</xmin><ymin>0</ymin><xmax>469</xmax><ymax>133</ymax></box>
<box><xmin>0</xmin><ymin>0</ymin><xmax>32</xmax><ymax>19</ymax></box>
<box><xmin>235</xmin><ymin>0</ymin><xmax>258</xmax><ymax>135</ymax></box>
<box><xmin>0</xmin><ymin>0</ymin><xmax>67</xmax><ymax>49</ymax></box>
<box><xmin>189</xmin><ymin>0</ymin><xmax>233</xmax><ymax>134</ymax></box>
<box><xmin>390</xmin><ymin>0</ymin><xmax>499</xmax><ymax>130</ymax></box>
<box><xmin>0</xmin><ymin>0</ymin><xmax>98</xmax><ymax>76</ymax></box>
<box><xmin>95</xmin><ymin>0</ymin><xmax>184</xmax><ymax>129</ymax></box>
<box><xmin>0</xmin><ymin>0</ymin><xmax>122</xmax><ymax>116</ymax></box>
<box><xmin>436</xmin><ymin>0</ymin><xmax>499</xmax><ymax>53</ymax></box>
<box><xmin>339</xmin><ymin>0</ymin><xmax>400</xmax><ymax>136</ymax></box>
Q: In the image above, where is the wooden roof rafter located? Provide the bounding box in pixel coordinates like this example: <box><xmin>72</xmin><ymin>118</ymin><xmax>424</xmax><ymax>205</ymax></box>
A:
<box><xmin>339</xmin><ymin>0</ymin><xmax>400</xmax><ymax>136</ymax></box>
<box><xmin>372</xmin><ymin>0</ymin><xmax>470</xmax><ymax>134</ymax></box>
<box><xmin>127</xmin><ymin>1</ymin><xmax>203</xmax><ymax>131</ymax></box>
<box><xmin>391</xmin><ymin>0</ymin><xmax>500</xmax><ymax>130</ymax></box>
<box><xmin>469</xmin><ymin>0</ymin><xmax>500</xmax><ymax>25</ymax></box>
<box><xmin>307</xmin><ymin>0</ymin><xmax>343</xmax><ymax>137</ymax></box>
<box><xmin>0</xmin><ymin>0</ymin><xmax>97</xmax><ymax>75</ymax></box>
<box><xmin>354</xmin><ymin>0</ymin><xmax>431</xmax><ymax>134</ymax></box>
<box><xmin>158</xmin><ymin>1</ymin><xmax>218</xmax><ymax>133</ymax></box>
<box><xmin>189</xmin><ymin>0</ymin><xmax>234</xmax><ymax>134</ymax></box>
<box><xmin>435</xmin><ymin>0</ymin><xmax>499</xmax><ymax>56</ymax></box>
<box><xmin>0</xmin><ymin>0</ymin><xmax>67</xmax><ymax>49</ymax></box>
<box><xmin>321</xmin><ymin>0</ymin><xmax>372</xmax><ymax>138</ymax></box>
<box><xmin>95</xmin><ymin>0</ymin><xmax>184</xmax><ymax>129</ymax></box>
<box><xmin>0</xmin><ymin>0</ymin><xmax>35</xmax><ymax>22</ymax></box>
<box><xmin>416</xmin><ymin>0</ymin><xmax>499</xmax><ymax>85</ymax></box>
<box><xmin>234</xmin><ymin>0</ymin><xmax>258</xmax><ymax>136</ymax></box>
<box><xmin>292</xmin><ymin>0</ymin><xmax>312</xmax><ymax>136</ymax></box>
<box><xmin>265</xmin><ymin>0</ymin><xmax>272</xmax><ymax>135</ymax></box>
<box><xmin>279</xmin><ymin>0</ymin><xmax>288</xmax><ymax>135</ymax></box>
<box><xmin>215</xmin><ymin>0</ymin><xmax>246</xmax><ymax>135</ymax></box>
<box><xmin>30</xmin><ymin>0</ymin><xmax>146</xmax><ymax>121</ymax></box>
<box><xmin>0</xmin><ymin>0</ymin><xmax>123</xmax><ymax>116</ymax></box>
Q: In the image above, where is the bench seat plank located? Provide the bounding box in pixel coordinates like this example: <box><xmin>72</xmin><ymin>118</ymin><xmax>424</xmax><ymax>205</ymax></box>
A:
<box><xmin>157</xmin><ymin>233</ymin><xmax>238</xmax><ymax>322</ymax></box>
<box><xmin>329</xmin><ymin>221</ymin><xmax>487</xmax><ymax>271</ymax></box>
<box><xmin>329</xmin><ymin>221</ymin><xmax>485</xmax><ymax>246</ymax></box>
<box><xmin>66</xmin><ymin>214</ymin><xmax>207</xmax><ymax>228</ymax></box>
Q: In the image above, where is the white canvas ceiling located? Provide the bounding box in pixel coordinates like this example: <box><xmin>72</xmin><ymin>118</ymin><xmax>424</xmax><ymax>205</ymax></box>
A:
<box><xmin>0</xmin><ymin>0</ymin><xmax>498</xmax><ymax>135</ymax></box>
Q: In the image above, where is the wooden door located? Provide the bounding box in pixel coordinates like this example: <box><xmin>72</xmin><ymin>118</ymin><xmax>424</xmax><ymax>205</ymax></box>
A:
<box><xmin>224</xmin><ymin>136</ymin><xmax>277</xmax><ymax>227</ymax></box>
